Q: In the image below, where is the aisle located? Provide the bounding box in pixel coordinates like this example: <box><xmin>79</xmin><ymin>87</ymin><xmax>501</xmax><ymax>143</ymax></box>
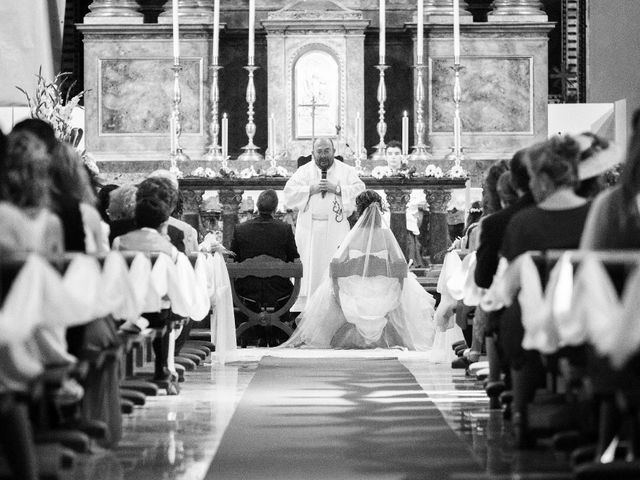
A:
<box><xmin>205</xmin><ymin>356</ymin><xmax>483</xmax><ymax>480</ymax></box>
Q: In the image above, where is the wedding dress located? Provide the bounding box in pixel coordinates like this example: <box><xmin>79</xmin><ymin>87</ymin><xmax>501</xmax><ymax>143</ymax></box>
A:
<box><xmin>281</xmin><ymin>202</ymin><xmax>456</xmax><ymax>354</ymax></box>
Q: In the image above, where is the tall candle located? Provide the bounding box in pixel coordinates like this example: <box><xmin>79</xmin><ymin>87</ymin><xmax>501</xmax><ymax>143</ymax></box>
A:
<box><xmin>268</xmin><ymin>114</ymin><xmax>275</xmax><ymax>154</ymax></box>
<box><xmin>453</xmin><ymin>0</ymin><xmax>460</xmax><ymax>64</ymax></box>
<box><xmin>354</xmin><ymin>112</ymin><xmax>361</xmax><ymax>158</ymax></box>
<box><xmin>417</xmin><ymin>0</ymin><xmax>423</xmax><ymax>64</ymax></box>
<box><xmin>379</xmin><ymin>0</ymin><xmax>385</xmax><ymax>64</ymax></box>
<box><xmin>248</xmin><ymin>0</ymin><xmax>255</xmax><ymax>66</ymax></box>
<box><xmin>402</xmin><ymin>111</ymin><xmax>409</xmax><ymax>156</ymax></box>
<box><xmin>465</xmin><ymin>179</ymin><xmax>471</xmax><ymax>213</ymax></box>
<box><xmin>212</xmin><ymin>0</ymin><xmax>220</xmax><ymax>64</ymax></box>
<box><xmin>222</xmin><ymin>113</ymin><xmax>228</xmax><ymax>159</ymax></box>
<box><xmin>172</xmin><ymin>0</ymin><xmax>180</xmax><ymax>63</ymax></box>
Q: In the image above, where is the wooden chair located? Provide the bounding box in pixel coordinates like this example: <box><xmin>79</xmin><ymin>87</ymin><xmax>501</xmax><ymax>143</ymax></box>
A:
<box><xmin>226</xmin><ymin>255</ymin><xmax>303</xmax><ymax>344</ymax></box>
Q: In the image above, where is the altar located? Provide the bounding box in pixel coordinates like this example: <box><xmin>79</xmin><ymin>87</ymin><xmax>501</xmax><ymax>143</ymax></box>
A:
<box><xmin>179</xmin><ymin>174</ymin><xmax>466</xmax><ymax>263</ymax></box>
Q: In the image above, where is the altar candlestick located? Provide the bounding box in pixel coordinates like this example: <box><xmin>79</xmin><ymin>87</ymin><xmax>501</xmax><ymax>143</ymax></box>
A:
<box><xmin>222</xmin><ymin>113</ymin><xmax>228</xmax><ymax>160</ymax></box>
<box><xmin>248</xmin><ymin>0</ymin><xmax>255</xmax><ymax>66</ymax></box>
<box><xmin>170</xmin><ymin>116</ymin><xmax>176</xmax><ymax>154</ymax></box>
<box><xmin>379</xmin><ymin>0</ymin><xmax>386</xmax><ymax>64</ymax></box>
<box><xmin>212</xmin><ymin>0</ymin><xmax>220</xmax><ymax>64</ymax></box>
<box><xmin>453</xmin><ymin>0</ymin><xmax>460</xmax><ymax>64</ymax></box>
<box><xmin>402</xmin><ymin>111</ymin><xmax>409</xmax><ymax>156</ymax></box>
<box><xmin>417</xmin><ymin>0</ymin><xmax>423</xmax><ymax>64</ymax></box>
<box><xmin>268</xmin><ymin>114</ymin><xmax>275</xmax><ymax>154</ymax></box>
<box><xmin>172</xmin><ymin>0</ymin><xmax>180</xmax><ymax>63</ymax></box>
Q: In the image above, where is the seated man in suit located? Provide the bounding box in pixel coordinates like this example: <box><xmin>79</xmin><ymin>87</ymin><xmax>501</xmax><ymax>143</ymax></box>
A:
<box><xmin>230</xmin><ymin>190</ymin><xmax>301</xmax><ymax>345</ymax></box>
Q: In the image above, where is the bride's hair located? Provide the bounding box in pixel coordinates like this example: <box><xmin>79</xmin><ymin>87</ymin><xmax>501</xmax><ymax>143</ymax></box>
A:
<box><xmin>356</xmin><ymin>190</ymin><xmax>386</xmax><ymax>217</ymax></box>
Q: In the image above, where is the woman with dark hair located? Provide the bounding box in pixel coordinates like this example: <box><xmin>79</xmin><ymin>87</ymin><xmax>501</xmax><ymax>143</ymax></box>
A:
<box><xmin>49</xmin><ymin>142</ymin><xmax>107</xmax><ymax>253</ymax></box>
<box><xmin>0</xmin><ymin>130</ymin><xmax>64</xmax><ymax>255</ymax></box>
<box><xmin>282</xmin><ymin>190</ymin><xmax>458</xmax><ymax>354</ymax></box>
<box><xmin>483</xmin><ymin>159</ymin><xmax>510</xmax><ymax>215</ymax></box>
<box><xmin>580</xmin><ymin>112</ymin><xmax>640</xmax><ymax>249</ymax></box>
<box><xmin>501</xmin><ymin>135</ymin><xmax>592</xmax><ymax>438</ymax></box>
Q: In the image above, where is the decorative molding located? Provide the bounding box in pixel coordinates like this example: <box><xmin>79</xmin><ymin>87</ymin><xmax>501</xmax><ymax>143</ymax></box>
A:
<box><xmin>384</xmin><ymin>188</ymin><xmax>412</xmax><ymax>214</ymax></box>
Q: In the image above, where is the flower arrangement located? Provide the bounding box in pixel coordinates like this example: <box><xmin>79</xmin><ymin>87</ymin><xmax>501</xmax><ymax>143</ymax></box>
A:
<box><xmin>190</xmin><ymin>164</ymin><xmax>289</xmax><ymax>179</ymax></box>
<box><xmin>370</xmin><ymin>164</ymin><xmax>417</xmax><ymax>179</ymax></box>
<box><xmin>16</xmin><ymin>68</ymin><xmax>87</xmax><ymax>146</ymax></box>
<box><xmin>447</xmin><ymin>164</ymin><xmax>467</xmax><ymax>179</ymax></box>
<box><xmin>424</xmin><ymin>164</ymin><xmax>444</xmax><ymax>178</ymax></box>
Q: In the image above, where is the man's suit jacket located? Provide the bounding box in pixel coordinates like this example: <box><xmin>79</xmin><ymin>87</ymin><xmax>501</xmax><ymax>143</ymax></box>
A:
<box><xmin>474</xmin><ymin>193</ymin><xmax>534</xmax><ymax>289</ymax></box>
<box><xmin>230</xmin><ymin>213</ymin><xmax>300</xmax><ymax>308</ymax></box>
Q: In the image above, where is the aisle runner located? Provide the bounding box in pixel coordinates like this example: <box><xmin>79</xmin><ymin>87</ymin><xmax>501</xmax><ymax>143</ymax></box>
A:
<box><xmin>205</xmin><ymin>356</ymin><xmax>482</xmax><ymax>480</ymax></box>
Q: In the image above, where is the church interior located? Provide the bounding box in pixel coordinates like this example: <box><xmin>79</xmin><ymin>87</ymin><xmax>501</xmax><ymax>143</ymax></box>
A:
<box><xmin>2</xmin><ymin>1</ymin><xmax>640</xmax><ymax>479</ymax></box>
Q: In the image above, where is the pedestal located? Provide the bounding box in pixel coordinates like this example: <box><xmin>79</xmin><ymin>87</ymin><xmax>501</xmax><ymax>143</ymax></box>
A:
<box><xmin>488</xmin><ymin>0</ymin><xmax>547</xmax><ymax>22</ymax></box>
<box><xmin>424</xmin><ymin>187</ymin><xmax>452</xmax><ymax>264</ymax></box>
<box><xmin>384</xmin><ymin>188</ymin><xmax>412</xmax><ymax>261</ymax></box>
<box><xmin>218</xmin><ymin>189</ymin><xmax>244</xmax><ymax>247</ymax></box>
<box><xmin>84</xmin><ymin>0</ymin><xmax>144</xmax><ymax>24</ymax></box>
<box><xmin>424</xmin><ymin>0</ymin><xmax>473</xmax><ymax>23</ymax></box>
<box><xmin>158</xmin><ymin>0</ymin><xmax>212</xmax><ymax>23</ymax></box>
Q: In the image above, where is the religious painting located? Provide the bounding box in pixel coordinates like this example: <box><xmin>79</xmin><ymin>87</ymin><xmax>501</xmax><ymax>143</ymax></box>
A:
<box><xmin>293</xmin><ymin>50</ymin><xmax>340</xmax><ymax>139</ymax></box>
<box><xmin>99</xmin><ymin>58</ymin><xmax>202</xmax><ymax>135</ymax></box>
<box><xmin>430</xmin><ymin>57</ymin><xmax>532</xmax><ymax>134</ymax></box>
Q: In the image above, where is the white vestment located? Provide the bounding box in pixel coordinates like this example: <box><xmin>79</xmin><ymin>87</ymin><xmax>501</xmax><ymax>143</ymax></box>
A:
<box><xmin>283</xmin><ymin>159</ymin><xmax>365</xmax><ymax>311</ymax></box>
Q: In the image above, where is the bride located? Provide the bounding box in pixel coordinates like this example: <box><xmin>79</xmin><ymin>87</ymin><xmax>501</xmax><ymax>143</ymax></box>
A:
<box><xmin>282</xmin><ymin>190</ymin><xmax>456</xmax><ymax>353</ymax></box>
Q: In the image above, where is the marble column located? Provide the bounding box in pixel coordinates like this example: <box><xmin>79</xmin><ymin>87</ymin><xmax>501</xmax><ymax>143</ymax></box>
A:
<box><xmin>488</xmin><ymin>0</ymin><xmax>547</xmax><ymax>22</ymax></box>
<box><xmin>84</xmin><ymin>0</ymin><xmax>144</xmax><ymax>23</ymax></box>
<box><xmin>218</xmin><ymin>189</ymin><xmax>244</xmax><ymax>247</ymax></box>
<box><xmin>424</xmin><ymin>187</ymin><xmax>452</xmax><ymax>264</ymax></box>
<box><xmin>158</xmin><ymin>0</ymin><xmax>212</xmax><ymax>23</ymax></box>
<box><xmin>384</xmin><ymin>188</ymin><xmax>412</xmax><ymax>261</ymax></box>
<box><xmin>181</xmin><ymin>189</ymin><xmax>204</xmax><ymax>241</ymax></box>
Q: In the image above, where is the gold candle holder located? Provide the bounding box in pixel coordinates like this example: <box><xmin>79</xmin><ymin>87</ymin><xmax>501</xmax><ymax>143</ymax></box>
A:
<box><xmin>204</xmin><ymin>64</ymin><xmax>224</xmax><ymax>162</ymax></box>
<box><xmin>370</xmin><ymin>64</ymin><xmax>389</xmax><ymax>162</ymax></box>
<box><xmin>238</xmin><ymin>65</ymin><xmax>263</xmax><ymax>162</ymax></box>
<box><xmin>409</xmin><ymin>63</ymin><xmax>431</xmax><ymax>161</ymax></box>
<box><xmin>446</xmin><ymin>62</ymin><xmax>465</xmax><ymax>166</ymax></box>
<box><xmin>170</xmin><ymin>63</ymin><xmax>190</xmax><ymax>162</ymax></box>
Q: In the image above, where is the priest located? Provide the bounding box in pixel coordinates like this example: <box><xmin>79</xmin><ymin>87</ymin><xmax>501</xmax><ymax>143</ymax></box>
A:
<box><xmin>283</xmin><ymin>137</ymin><xmax>365</xmax><ymax>311</ymax></box>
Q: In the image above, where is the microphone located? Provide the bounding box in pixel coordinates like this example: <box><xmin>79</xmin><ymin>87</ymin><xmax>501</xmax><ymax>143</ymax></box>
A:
<box><xmin>321</xmin><ymin>168</ymin><xmax>327</xmax><ymax>198</ymax></box>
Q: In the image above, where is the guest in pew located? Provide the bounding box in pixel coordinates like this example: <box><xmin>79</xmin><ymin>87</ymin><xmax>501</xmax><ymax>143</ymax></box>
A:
<box><xmin>575</xmin><ymin>132</ymin><xmax>621</xmax><ymax>200</ymax></box>
<box><xmin>581</xmin><ymin>112</ymin><xmax>640</xmax><ymax>249</ymax></box>
<box><xmin>482</xmin><ymin>160</ymin><xmax>510</xmax><ymax>216</ymax></box>
<box><xmin>147</xmin><ymin>169</ymin><xmax>198</xmax><ymax>254</ymax></box>
<box><xmin>107</xmin><ymin>184</ymin><xmax>138</xmax><ymax>245</ymax></box>
<box><xmin>0</xmin><ymin>129</ymin><xmax>64</xmax><ymax>256</ymax></box>
<box><xmin>497</xmin><ymin>171</ymin><xmax>518</xmax><ymax>208</ymax></box>
<box><xmin>230</xmin><ymin>190</ymin><xmax>300</xmax><ymax>345</ymax></box>
<box><xmin>113</xmin><ymin>177</ymin><xmax>178</xmax><ymax>260</ymax></box>
<box><xmin>113</xmin><ymin>177</ymin><xmax>180</xmax><ymax>393</ymax></box>
<box><xmin>50</xmin><ymin>142</ymin><xmax>108</xmax><ymax>253</ymax></box>
<box><xmin>474</xmin><ymin>148</ymin><xmax>535</xmax><ymax>406</ymax></box>
<box><xmin>97</xmin><ymin>184</ymin><xmax>119</xmax><ymax>223</ymax></box>
<box><xmin>501</xmin><ymin>135</ymin><xmax>591</xmax><ymax>439</ymax></box>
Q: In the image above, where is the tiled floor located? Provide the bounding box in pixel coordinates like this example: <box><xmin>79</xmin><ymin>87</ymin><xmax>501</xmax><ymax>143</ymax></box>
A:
<box><xmin>63</xmin><ymin>352</ymin><xmax>572</xmax><ymax>480</ymax></box>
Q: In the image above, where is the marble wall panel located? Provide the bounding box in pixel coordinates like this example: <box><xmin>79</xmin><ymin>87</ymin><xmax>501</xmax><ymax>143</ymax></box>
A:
<box><xmin>100</xmin><ymin>58</ymin><xmax>202</xmax><ymax>135</ymax></box>
<box><xmin>429</xmin><ymin>57</ymin><xmax>532</xmax><ymax>134</ymax></box>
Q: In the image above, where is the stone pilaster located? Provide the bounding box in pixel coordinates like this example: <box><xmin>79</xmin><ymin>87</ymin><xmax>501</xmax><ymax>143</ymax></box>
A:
<box><xmin>424</xmin><ymin>187</ymin><xmax>452</xmax><ymax>263</ymax></box>
<box><xmin>488</xmin><ymin>0</ymin><xmax>548</xmax><ymax>22</ymax></box>
<box><xmin>424</xmin><ymin>0</ymin><xmax>473</xmax><ymax>23</ymax></box>
<box><xmin>218</xmin><ymin>189</ymin><xmax>244</xmax><ymax>247</ymax></box>
<box><xmin>384</xmin><ymin>188</ymin><xmax>412</xmax><ymax>261</ymax></box>
<box><xmin>84</xmin><ymin>0</ymin><xmax>144</xmax><ymax>24</ymax></box>
<box><xmin>181</xmin><ymin>189</ymin><xmax>204</xmax><ymax>240</ymax></box>
<box><xmin>158</xmin><ymin>0</ymin><xmax>212</xmax><ymax>24</ymax></box>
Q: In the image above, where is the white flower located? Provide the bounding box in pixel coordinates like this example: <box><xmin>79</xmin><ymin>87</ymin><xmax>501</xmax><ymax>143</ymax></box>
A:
<box><xmin>239</xmin><ymin>166</ymin><xmax>258</xmax><ymax>179</ymax></box>
<box><xmin>448</xmin><ymin>164</ymin><xmax>467</xmax><ymax>178</ymax></box>
<box><xmin>191</xmin><ymin>167</ymin><xmax>204</xmax><ymax>177</ymax></box>
<box><xmin>424</xmin><ymin>164</ymin><xmax>444</xmax><ymax>178</ymax></box>
<box><xmin>371</xmin><ymin>165</ymin><xmax>392</xmax><ymax>179</ymax></box>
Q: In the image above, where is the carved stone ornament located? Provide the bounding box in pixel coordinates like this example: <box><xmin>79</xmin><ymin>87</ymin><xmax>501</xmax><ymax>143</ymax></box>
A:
<box><xmin>181</xmin><ymin>189</ymin><xmax>204</xmax><ymax>214</ymax></box>
<box><xmin>267</xmin><ymin>0</ymin><xmax>364</xmax><ymax>22</ymax></box>
<box><xmin>424</xmin><ymin>188</ymin><xmax>452</xmax><ymax>214</ymax></box>
<box><xmin>384</xmin><ymin>188</ymin><xmax>412</xmax><ymax>214</ymax></box>
<box><xmin>218</xmin><ymin>189</ymin><xmax>245</xmax><ymax>215</ymax></box>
